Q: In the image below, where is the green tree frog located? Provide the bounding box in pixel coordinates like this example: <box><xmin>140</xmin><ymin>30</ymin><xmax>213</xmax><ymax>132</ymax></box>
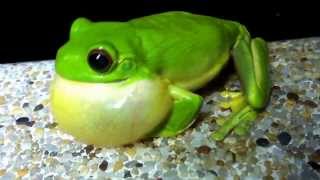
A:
<box><xmin>50</xmin><ymin>11</ymin><xmax>271</xmax><ymax>147</ymax></box>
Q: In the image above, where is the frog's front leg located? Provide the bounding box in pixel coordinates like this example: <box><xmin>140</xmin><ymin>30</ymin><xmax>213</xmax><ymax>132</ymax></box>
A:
<box><xmin>149</xmin><ymin>85</ymin><xmax>203</xmax><ymax>137</ymax></box>
<box><xmin>212</xmin><ymin>30</ymin><xmax>272</xmax><ymax>141</ymax></box>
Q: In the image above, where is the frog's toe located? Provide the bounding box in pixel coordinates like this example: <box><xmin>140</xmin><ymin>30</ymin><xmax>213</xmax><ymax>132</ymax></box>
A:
<box><xmin>219</xmin><ymin>90</ymin><xmax>242</xmax><ymax>99</ymax></box>
<box><xmin>234</xmin><ymin>118</ymin><xmax>255</xmax><ymax>136</ymax></box>
<box><xmin>211</xmin><ymin>112</ymin><xmax>242</xmax><ymax>141</ymax></box>
<box><xmin>211</xmin><ymin>130</ymin><xmax>227</xmax><ymax>141</ymax></box>
<box><xmin>218</xmin><ymin>91</ymin><xmax>246</xmax><ymax>113</ymax></box>
<box><xmin>211</xmin><ymin>105</ymin><xmax>257</xmax><ymax>141</ymax></box>
<box><xmin>234</xmin><ymin>108</ymin><xmax>257</xmax><ymax>136</ymax></box>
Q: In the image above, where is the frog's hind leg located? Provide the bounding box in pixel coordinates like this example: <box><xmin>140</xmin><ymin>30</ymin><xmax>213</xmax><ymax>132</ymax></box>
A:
<box><xmin>211</xmin><ymin>27</ymin><xmax>272</xmax><ymax>141</ymax></box>
<box><xmin>148</xmin><ymin>85</ymin><xmax>203</xmax><ymax>137</ymax></box>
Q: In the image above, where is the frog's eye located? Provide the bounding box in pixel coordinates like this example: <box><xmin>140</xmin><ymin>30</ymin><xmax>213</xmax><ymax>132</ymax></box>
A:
<box><xmin>88</xmin><ymin>49</ymin><xmax>113</xmax><ymax>73</ymax></box>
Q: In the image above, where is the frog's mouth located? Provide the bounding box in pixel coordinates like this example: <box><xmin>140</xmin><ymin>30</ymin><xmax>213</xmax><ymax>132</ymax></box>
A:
<box><xmin>49</xmin><ymin>73</ymin><xmax>173</xmax><ymax>147</ymax></box>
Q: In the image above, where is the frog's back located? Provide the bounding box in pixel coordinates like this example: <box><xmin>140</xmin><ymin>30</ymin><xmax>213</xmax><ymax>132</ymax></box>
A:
<box><xmin>129</xmin><ymin>11</ymin><xmax>241</xmax><ymax>90</ymax></box>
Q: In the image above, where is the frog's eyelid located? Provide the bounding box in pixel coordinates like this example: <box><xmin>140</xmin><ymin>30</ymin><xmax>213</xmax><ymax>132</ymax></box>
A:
<box><xmin>70</xmin><ymin>17</ymin><xmax>92</xmax><ymax>39</ymax></box>
<box><xmin>88</xmin><ymin>43</ymin><xmax>118</xmax><ymax>60</ymax></box>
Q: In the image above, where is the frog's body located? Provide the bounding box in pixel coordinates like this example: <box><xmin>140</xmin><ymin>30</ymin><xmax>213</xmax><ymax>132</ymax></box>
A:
<box><xmin>130</xmin><ymin>12</ymin><xmax>239</xmax><ymax>90</ymax></box>
<box><xmin>50</xmin><ymin>11</ymin><xmax>271</xmax><ymax>147</ymax></box>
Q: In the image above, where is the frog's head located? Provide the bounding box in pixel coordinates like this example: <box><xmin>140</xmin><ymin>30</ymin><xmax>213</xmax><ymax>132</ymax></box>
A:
<box><xmin>55</xmin><ymin>17</ymin><xmax>143</xmax><ymax>83</ymax></box>
<box><xmin>51</xmin><ymin>18</ymin><xmax>172</xmax><ymax>147</ymax></box>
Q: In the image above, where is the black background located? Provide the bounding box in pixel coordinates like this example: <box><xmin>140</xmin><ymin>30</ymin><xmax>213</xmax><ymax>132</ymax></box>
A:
<box><xmin>0</xmin><ymin>1</ymin><xmax>319</xmax><ymax>63</ymax></box>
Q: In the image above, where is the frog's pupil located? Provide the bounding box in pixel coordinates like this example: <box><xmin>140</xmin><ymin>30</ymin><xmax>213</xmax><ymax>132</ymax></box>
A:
<box><xmin>88</xmin><ymin>49</ymin><xmax>112</xmax><ymax>73</ymax></box>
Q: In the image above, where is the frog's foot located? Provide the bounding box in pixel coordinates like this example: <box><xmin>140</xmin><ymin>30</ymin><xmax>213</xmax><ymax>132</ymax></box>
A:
<box><xmin>211</xmin><ymin>104</ymin><xmax>257</xmax><ymax>141</ymax></box>
<box><xmin>215</xmin><ymin>90</ymin><xmax>246</xmax><ymax>126</ymax></box>
<box><xmin>148</xmin><ymin>85</ymin><xmax>203</xmax><ymax>137</ymax></box>
<box><xmin>218</xmin><ymin>91</ymin><xmax>246</xmax><ymax>113</ymax></box>
<box><xmin>213</xmin><ymin>91</ymin><xmax>257</xmax><ymax>140</ymax></box>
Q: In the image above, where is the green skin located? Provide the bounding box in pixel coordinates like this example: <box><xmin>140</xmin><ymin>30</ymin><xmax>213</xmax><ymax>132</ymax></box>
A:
<box><xmin>50</xmin><ymin>11</ymin><xmax>271</xmax><ymax>147</ymax></box>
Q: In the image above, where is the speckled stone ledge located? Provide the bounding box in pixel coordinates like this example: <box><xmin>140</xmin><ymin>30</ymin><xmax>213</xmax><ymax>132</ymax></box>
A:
<box><xmin>0</xmin><ymin>37</ymin><xmax>320</xmax><ymax>179</ymax></box>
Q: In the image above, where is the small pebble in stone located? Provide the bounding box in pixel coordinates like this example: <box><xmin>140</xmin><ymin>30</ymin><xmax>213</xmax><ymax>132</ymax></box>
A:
<box><xmin>45</xmin><ymin>122</ymin><xmax>58</xmax><ymax>129</ymax></box>
<box><xmin>16</xmin><ymin>117</ymin><xmax>29</xmax><ymax>124</ymax></box>
<box><xmin>206</xmin><ymin>100</ymin><xmax>214</xmax><ymax>104</ymax></box>
<box><xmin>16</xmin><ymin>168</ymin><xmax>28</xmax><ymax>177</ymax></box>
<box><xmin>303</xmin><ymin>100</ymin><xmax>318</xmax><ymax>108</ymax></box>
<box><xmin>125</xmin><ymin>160</ymin><xmax>138</xmax><ymax>168</ymax></box>
<box><xmin>27</xmin><ymin>80</ymin><xmax>34</xmax><ymax>85</ymax></box>
<box><xmin>196</xmin><ymin>170</ymin><xmax>205</xmax><ymax>178</ymax></box>
<box><xmin>216</xmin><ymin>160</ymin><xmax>225</xmax><ymax>166</ymax></box>
<box><xmin>312</xmin><ymin>112</ymin><xmax>320</xmax><ymax>121</ymax></box>
<box><xmin>71</xmin><ymin>152</ymin><xmax>81</xmax><ymax>157</ymax></box>
<box><xmin>124</xmin><ymin>170</ymin><xmax>132</xmax><ymax>178</ymax></box>
<box><xmin>27</xmin><ymin>121</ymin><xmax>35</xmax><ymax>127</ymax></box>
<box><xmin>256</xmin><ymin>138</ymin><xmax>270</xmax><ymax>147</ymax></box>
<box><xmin>98</xmin><ymin>160</ymin><xmax>108</xmax><ymax>171</ymax></box>
<box><xmin>16</xmin><ymin>117</ymin><xmax>35</xmax><ymax>127</ymax></box>
<box><xmin>125</xmin><ymin>146</ymin><xmax>137</xmax><ymax>157</ymax></box>
<box><xmin>84</xmin><ymin>145</ymin><xmax>94</xmax><ymax>154</ymax></box>
<box><xmin>0</xmin><ymin>96</ymin><xmax>5</xmax><ymax>105</ymax></box>
<box><xmin>22</xmin><ymin>103</ymin><xmax>29</xmax><ymax>108</ymax></box>
<box><xmin>271</xmin><ymin>122</ymin><xmax>279</xmax><ymax>128</ymax></box>
<box><xmin>113</xmin><ymin>160</ymin><xmax>124</xmax><ymax>172</ymax></box>
<box><xmin>33</xmin><ymin>104</ymin><xmax>44</xmax><ymax>111</ymax></box>
<box><xmin>277</xmin><ymin>132</ymin><xmax>292</xmax><ymax>145</ymax></box>
<box><xmin>196</xmin><ymin>145</ymin><xmax>211</xmax><ymax>155</ymax></box>
<box><xmin>49</xmin><ymin>152</ymin><xmax>58</xmax><ymax>156</ymax></box>
<box><xmin>135</xmin><ymin>162</ymin><xmax>143</xmax><ymax>168</ymax></box>
<box><xmin>207</xmin><ymin>170</ymin><xmax>218</xmax><ymax>176</ymax></box>
<box><xmin>309</xmin><ymin>149</ymin><xmax>320</xmax><ymax>162</ymax></box>
<box><xmin>307</xmin><ymin>161</ymin><xmax>320</xmax><ymax>171</ymax></box>
<box><xmin>287</xmin><ymin>92</ymin><xmax>299</xmax><ymax>101</ymax></box>
<box><xmin>272</xmin><ymin>85</ymin><xmax>281</xmax><ymax>91</ymax></box>
<box><xmin>300</xmin><ymin>57</ymin><xmax>308</xmax><ymax>61</ymax></box>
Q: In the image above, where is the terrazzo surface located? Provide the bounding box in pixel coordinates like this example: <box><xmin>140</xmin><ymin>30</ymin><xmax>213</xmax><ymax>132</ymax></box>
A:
<box><xmin>0</xmin><ymin>37</ymin><xmax>320</xmax><ymax>179</ymax></box>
